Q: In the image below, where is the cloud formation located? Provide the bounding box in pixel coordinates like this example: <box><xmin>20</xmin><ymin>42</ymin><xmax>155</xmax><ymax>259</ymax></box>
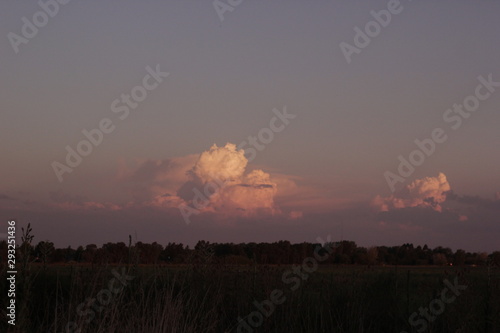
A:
<box><xmin>191</xmin><ymin>143</ymin><xmax>247</xmax><ymax>184</ymax></box>
<box><xmin>372</xmin><ymin>173</ymin><xmax>500</xmax><ymax>229</ymax></box>
<box><xmin>117</xmin><ymin>154</ymin><xmax>198</xmax><ymax>203</ymax></box>
<box><xmin>183</xmin><ymin>143</ymin><xmax>278</xmax><ymax>217</ymax></box>
<box><xmin>372</xmin><ymin>172</ymin><xmax>451</xmax><ymax>212</ymax></box>
<box><xmin>206</xmin><ymin>169</ymin><xmax>277</xmax><ymax>214</ymax></box>
<box><xmin>116</xmin><ymin>143</ymin><xmax>283</xmax><ymax>219</ymax></box>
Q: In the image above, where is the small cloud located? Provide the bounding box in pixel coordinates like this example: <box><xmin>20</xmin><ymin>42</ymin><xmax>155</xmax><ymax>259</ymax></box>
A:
<box><xmin>372</xmin><ymin>172</ymin><xmax>450</xmax><ymax>212</ymax></box>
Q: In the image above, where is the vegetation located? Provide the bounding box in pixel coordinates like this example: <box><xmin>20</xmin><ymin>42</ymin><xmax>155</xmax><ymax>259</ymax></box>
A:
<box><xmin>1</xmin><ymin>226</ymin><xmax>499</xmax><ymax>332</ymax></box>
<box><xmin>2</xmin><ymin>237</ymin><xmax>499</xmax><ymax>267</ymax></box>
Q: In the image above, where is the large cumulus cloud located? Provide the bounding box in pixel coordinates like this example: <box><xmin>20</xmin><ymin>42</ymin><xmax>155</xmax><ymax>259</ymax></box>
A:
<box><xmin>118</xmin><ymin>143</ymin><xmax>283</xmax><ymax>220</ymax></box>
<box><xmin>182</xmin><ymin>143</ymin><xmax>278</xmax><ymax>217</ymax></box>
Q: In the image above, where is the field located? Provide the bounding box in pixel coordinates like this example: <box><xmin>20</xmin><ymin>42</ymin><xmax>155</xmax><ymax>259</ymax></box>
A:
<box><xmin>1</xmin><ymin>263</ymin><xmax>499</xmax><ymax>333</ymax></box>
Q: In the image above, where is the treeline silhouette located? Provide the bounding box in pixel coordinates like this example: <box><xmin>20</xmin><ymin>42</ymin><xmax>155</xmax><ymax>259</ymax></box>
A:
<box><xmin>2</xmin><ymin>238</ymin><xmax>499</xmax><ymax>266</ymax></box>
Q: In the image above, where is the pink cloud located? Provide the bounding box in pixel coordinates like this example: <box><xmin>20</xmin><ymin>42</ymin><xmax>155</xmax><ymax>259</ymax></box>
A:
<box><xmin>372</xmin><ymin>172</ymin><xmax>450</xmax><ymax>212</ymax></box>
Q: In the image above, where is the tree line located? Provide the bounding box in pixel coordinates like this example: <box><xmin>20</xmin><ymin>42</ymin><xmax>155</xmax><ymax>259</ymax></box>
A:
<box><xmin>1</xmin><ymin>237</ymin><xmax>499</xmax><ymax>267</ymax></box>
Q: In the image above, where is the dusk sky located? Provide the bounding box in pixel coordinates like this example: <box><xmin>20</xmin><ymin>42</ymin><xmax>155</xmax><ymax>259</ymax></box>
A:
<box><xmin>1</xmin><ymin>0</ymin><xmax>499</xmax><ymax>252</ymax></box>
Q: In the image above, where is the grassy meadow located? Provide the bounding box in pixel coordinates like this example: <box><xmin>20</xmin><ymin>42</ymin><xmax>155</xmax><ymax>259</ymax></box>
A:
<box><xmin>1</xmin><ymin>262</ymin><xmax>499</xmax><ymax>333</ymax></box>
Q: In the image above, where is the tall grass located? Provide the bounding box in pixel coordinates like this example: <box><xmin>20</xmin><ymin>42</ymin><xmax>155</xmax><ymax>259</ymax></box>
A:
<box><xmin>1</xmin><ymin>264</ymin><xmax>499</xmax><ymax>332</ymax></box>
<box><xmin>1</xmin><ymin>237</ymin><xmax>499</xmax><ymax>332</ymax></box>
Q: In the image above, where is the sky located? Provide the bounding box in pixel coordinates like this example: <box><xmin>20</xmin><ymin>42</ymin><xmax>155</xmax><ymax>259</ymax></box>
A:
<box><xmin>1</xmin><ymin>0</ymin><xmax>499</xmax><ymax>252</ymax></box>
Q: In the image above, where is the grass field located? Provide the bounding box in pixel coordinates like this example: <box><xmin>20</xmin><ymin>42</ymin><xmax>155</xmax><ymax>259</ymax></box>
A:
<box><xmin>1</xmin><ymin>262</ymin><xmax>499</xmax><ymax>332</ymax></box>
